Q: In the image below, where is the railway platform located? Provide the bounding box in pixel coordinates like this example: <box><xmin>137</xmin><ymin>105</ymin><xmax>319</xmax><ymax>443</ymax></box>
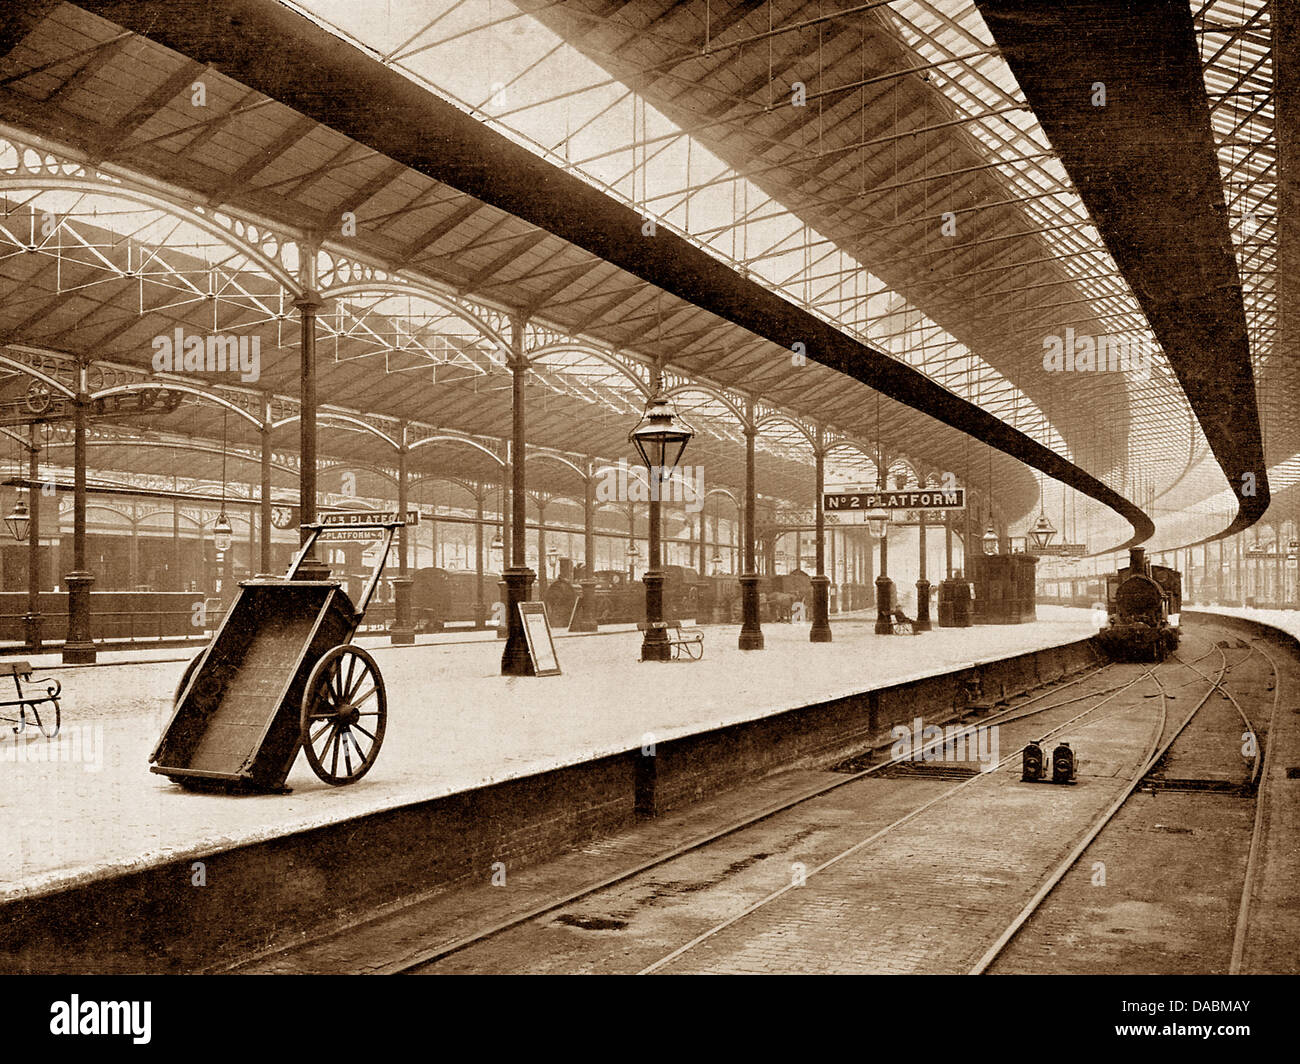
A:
<box><xmin>0</xmin><ymin>608</ymin><xmax>1100</xmax><ymax>972</ymax></box>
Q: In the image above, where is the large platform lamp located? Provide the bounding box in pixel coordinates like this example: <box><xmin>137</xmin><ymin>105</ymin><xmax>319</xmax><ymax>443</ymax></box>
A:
<box><xmin>5</xmin><ymin>496</ymin><xmax>30</xmax><ymax>542</ymax></box>
<box><xmin>629</xmin><ymin>372</ymin><xmax>694</xmax><ymax>661</ymax></box>
<box><xmin>212</xmin><ymin>511</ymin><xmax>234</xmax><ymax>554</ymax></box>
<box><xmin>981</xmin><ymin>521</ymin><xmax>999</xmax><ymax>555</ymax></box>
<box><xmin>5</xmin><ymin>434</ymin><xmax>29</xmax><ymax>542</ymax></box>
<box><xmin>1029</xmin><ymin>513</ymin><xmax>1057</xmax><ymax>550</ymax></box>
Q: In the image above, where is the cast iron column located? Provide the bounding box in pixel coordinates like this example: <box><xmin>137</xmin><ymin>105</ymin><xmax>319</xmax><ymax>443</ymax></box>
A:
<box><xmin>535</xmin><ymin>497</ymin><xmax>548</xmax><ymax>597</ymax></box>
<box><xmin>571</xmin><ymin>463</ymin><xmax>598</xmax><ymax>632</ymax></box>
<box><xmin>474</xmin><ymin>484</ymin><xmax>486</xmax><ymax>628</ymax></box>
<box><xmin>641</xmin><ymin>470</ymin><xmax>670</xmax><ymax>662</ymax></box>
<box><xmin>738</xmin><ymin>405</ymin><xmax>763</xmax><ymax>650</ymax></box>
<box><xmin>390</xmin><ymin>425</ymin><xmax>414</xmax><ymax>644</ymax></box>
<box><xmin>62</xmin><ymin>362</ymin><xmax>95</xmax><ymax>663</ymax></box>
<box><xmin>874</xmin><ymin>519</ymin><xmax>893</xmax><ymax>635</ymax></box>
<box><xmin>294</xmin><ymin>290</ymin><xmax>329</xmax><ymax>580</ymax></box>
<box><xmin>697</xmin><ymin>506</ymin><xmax>706</xmax><ymax>580</ymax></box>
<box><xmin>502</xmin><ymin>319</ymin><xmax>536</xmax><ymax>675</ymax></box>
<box><xmin>259</xmin><ymin>396</ymin><xmax>273</xmax><ymax>574</ymax></box>
<box><xmin>810</xmin><ymin>431</ymin><xmax>831</xmax><ymax>642</ymax></box>
<box><xmin>915</xmin><ymin>508</ymin><xmax>931</xmax><ymax>631</ymax></box>
<box><xmin>23</xmin><ymin>423</ymin><xmax>41</xmax><ymax>651</ymax></box>
<box><xmin>497</xmin><ymin>440</ymin><xmax>510</xmax><ymax>638</ymax></box>
<box><xmin>172</xmin><ymin>494</ymin><xmax>182</xmax><ymax>590</ymax></box>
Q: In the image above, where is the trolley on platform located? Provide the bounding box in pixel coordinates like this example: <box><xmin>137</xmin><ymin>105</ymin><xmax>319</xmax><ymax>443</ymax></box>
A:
<box><xmin>149</xmin><ymin>517</ymin><xmax>407</xmax><ymax>792</ymax></box>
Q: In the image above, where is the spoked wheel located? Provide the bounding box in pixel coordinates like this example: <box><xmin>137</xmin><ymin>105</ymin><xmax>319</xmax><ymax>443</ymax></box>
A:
<box><xmin>299</xmin><ymin>644</ymin><xmax>387</xmax><ymax>785</ymax></box>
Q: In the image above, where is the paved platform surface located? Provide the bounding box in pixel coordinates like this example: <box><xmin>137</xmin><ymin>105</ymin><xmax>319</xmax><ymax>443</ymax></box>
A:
<box><xmin>1189</xmin><ymin>604</ymin><xmax>1300</xmax><ymax>637</ymax></box>
<box><xmin>0</xmin><ymin>607</ymin><xmax>1096</xmax><ymax>903</ymax></box>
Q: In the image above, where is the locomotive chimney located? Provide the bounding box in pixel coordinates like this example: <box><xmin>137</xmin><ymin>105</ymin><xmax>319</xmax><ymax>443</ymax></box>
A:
<box><xmin>1129</xmin><ymin>546</ymin><xmax>1146</xmax><ymax>573</ymax></box>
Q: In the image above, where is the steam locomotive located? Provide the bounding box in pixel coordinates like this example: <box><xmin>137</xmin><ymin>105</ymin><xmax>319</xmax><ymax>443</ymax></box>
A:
<box><xmin>1096</xmin><ymin>547</ymin><xmax>1181</xmax><ymax>661</ymax></box>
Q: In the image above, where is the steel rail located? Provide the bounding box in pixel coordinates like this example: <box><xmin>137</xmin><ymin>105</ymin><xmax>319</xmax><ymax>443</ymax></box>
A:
<box><xmin>636</xmin><ymin>664</ymin><xmax>1164</xmax><ymax>975</ymax></box>
<box><xmin>379</xmin><ymin>653</ymin><xmax>1130</xmax><ymax>975</ymax></box>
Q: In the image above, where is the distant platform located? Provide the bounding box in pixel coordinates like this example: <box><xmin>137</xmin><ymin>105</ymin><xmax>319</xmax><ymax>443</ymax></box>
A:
<box><xmin>1187</xmin><ymin>604</ymin><xmax>1300</xmax><ymax>639</ymax></box>
<box><xmin>0</xmin><ymin>607</ymin><xmax>1098</xmax><ymax>908</ymax></box>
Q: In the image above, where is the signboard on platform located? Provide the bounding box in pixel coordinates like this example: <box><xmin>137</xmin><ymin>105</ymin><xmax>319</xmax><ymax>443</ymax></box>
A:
<box><xmin>824</xmin><ymin>488</ymin><xmax>964</xmax><ymax>513</ymax></box>
<box><xmin>317</xmin><ymin>509</ymin><xmax>421</xmax><ymax>542</ymax></box>
<box><xmin>321</xmin><ymin>509</ymin><xmax>421</xmax><ymax>526</ymax></box>
<box><xmin>518</xmin><ymin>601</ymin><xmax>561</xmax><ymax>676</ymax></box>
<box><xmin>1026</xmin><ymin>543</ymin><xmax>1088</xmax><ymax>557</ymax></box>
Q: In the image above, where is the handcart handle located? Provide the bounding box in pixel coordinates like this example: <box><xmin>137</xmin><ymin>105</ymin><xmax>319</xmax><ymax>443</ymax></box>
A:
<box><xmin>285</xmin><ymin>522</ymin><xmax>401</xmax><ymax>619</ymax></box>
<box><xmin>355</xmin><ymin>525</ymin><xmax>398</xmax><ymax>618</ymax></box>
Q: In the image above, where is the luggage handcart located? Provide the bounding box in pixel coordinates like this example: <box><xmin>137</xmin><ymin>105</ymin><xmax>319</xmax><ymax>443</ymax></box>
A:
<box><xmin>150</xmin><ymin>517</ymin><xmax>408</xmax><ymax>792</ymax></box>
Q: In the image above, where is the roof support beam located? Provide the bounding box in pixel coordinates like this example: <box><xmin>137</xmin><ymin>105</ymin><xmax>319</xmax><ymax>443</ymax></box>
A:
<box><xmin>60</xmin><ymin>0</ymin><xmax>1152</xmax><ymax>550</ymax></box>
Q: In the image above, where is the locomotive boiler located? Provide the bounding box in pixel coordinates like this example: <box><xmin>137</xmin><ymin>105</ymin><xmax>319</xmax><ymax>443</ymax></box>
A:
<box><xmin>1096</xmin><ymin>547</ymin><xmax>1181</xmax><ymax>662</ymax></box>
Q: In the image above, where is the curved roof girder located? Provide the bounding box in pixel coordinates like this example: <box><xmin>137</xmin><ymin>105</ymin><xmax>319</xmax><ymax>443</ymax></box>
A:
<box><xmin>0</xmin><ymin>174</ymin><xmax>303</xmax><ymax>294</ymax></box>
<box><xmin>975</xmin><ymin>0</ymin><xmax>1269</xmax><ymax>546</ymax></box>
<box><xmin>63</xmin><ymin>0</ymin><xmax>1148</xmax><ymax>550</ymax></box>
<box><xmin>322</xmin><ymin>279</ymin><xmax>512</xmax><ymax>354</ymax></box>
<box><xmin>94</xmin><ymin>381</ymin><xmax>264</xmax><ymax>428</ymax></box>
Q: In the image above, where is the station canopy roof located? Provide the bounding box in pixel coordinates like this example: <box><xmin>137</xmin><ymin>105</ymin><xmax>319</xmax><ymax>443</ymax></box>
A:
<box><xmin>0</xmin><ymin>0</ymin><xmax>1288</xmax><ymax>553</ymax></box>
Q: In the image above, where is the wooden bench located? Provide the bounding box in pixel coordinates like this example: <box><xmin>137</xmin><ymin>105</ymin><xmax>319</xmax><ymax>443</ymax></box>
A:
<box><xmin>637</xmin><ymin>620</ymin><xmax>705</xmax><ymax>660</ymax></box>
<box><xmin>890</xmin><ymin>609</ymin><xmax>923</xmax><ymax>636</ymax></box>
<box><xmin>0</xmin><ymin>659</ymin><xmax>62</xmax><ymax>738</ymax></box>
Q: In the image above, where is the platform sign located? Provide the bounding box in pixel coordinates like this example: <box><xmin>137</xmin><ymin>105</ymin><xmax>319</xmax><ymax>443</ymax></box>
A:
<box><xmin>824</xmin><ymin>488</ymin><xmax>964</xmax><ymax>512</ymax></box>
<box><xmin>518</xmin><ymin>601</ymin><xmax>561</xmax><ymax>676</ymax></box>
<box><xmin>1026</xmin><ymin>543</ymin><xmax>1088</xmax><ymax>557</ymax></box>
<box><xmin>320</xmin><ymin>509</ymin><xmax>421</xmax><ymax>526</ymax></box>
<box><xmin>317</xmin><ymin>509</ymin><xmax>421</xmax><ymax>541</ymax></box>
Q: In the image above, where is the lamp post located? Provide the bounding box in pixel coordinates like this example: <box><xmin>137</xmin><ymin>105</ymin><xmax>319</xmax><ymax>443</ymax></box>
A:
<box><xmin>546</xmin><ymin>544</ymin><xmax>559</xmax><ymax>582</ymax></box>
<box><xmin>867</xmin><ymin>500</ymin><xmax>892</xmax><ymax>634</ymax></box>
<box><xmin>629</xmin><ymin>374</ymin><xmax>693</xmax><ymax>662</ymax></box>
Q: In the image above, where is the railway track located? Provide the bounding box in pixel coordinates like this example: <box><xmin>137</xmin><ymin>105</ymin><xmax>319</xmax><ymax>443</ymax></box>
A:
<box><xmin>389</xmin><ymin>635</ymin><xmax>1221</xmax><ymax>975</ymax></box>
<box><xmin>977</xmin><ymin>626</ymin><xmax>1281</xmax><ymax>975</ymax></box>
<box><xmin>233</xmin><ymin>620</ymin><xmax>1283</xmax><ymax>975</ymax></box>
<box><xmin>348</xmin><ymin>651</ymin><xmax>1145</xmax><ymax>973</ymax></box>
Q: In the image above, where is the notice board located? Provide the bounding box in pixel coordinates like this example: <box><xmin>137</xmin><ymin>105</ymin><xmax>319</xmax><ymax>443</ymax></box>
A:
<box><xmin>518</xmin><ymin>601</ymin><xmax>561</xmax><ymax>676</ymax></box>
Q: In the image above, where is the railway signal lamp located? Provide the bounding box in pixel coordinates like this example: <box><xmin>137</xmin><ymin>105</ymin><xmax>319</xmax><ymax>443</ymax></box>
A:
<box><xmin>212</xmin><ymin>511</ymin><xmax>233</xmax><ymax>554</ymax></box>
<box><xmin>629</xmin><ymin>382</ymin><xmax>693</xmax><ymax>479</ymax></box>
<box><xmin>1052</xmin><ymin>742</ymin><xmax>1076</xmax><ymax>784</ymax></box>
<box><xmin>1029</xmin><ymin>513</ymin><xmax>1057</xmax><ymax>550</ymax></box>
<box><xmin>5</xmin><ymin>495</ymin><xmax>30</xmax><ymax>542</ymax></box>
<box><xmin>1022</xmin><ymin>739</ymin><xmax>1045</xmax><ymax>782</ymax></box>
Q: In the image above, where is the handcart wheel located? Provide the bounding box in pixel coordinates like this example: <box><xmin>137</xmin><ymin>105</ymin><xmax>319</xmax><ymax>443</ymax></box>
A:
<box><xmin>173</xmin><ymin>651</ymin><xmax>204</xmax><ymax>707</ymax></box>
<box><xmin>300</xmin><ymin>644</ymin><xmax>387</xmax><ymax>785</ymax></box>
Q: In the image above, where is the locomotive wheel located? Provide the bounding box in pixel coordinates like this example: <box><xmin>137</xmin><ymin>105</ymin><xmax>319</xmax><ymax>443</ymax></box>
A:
<box><xmin>173</xmin><ymin>651</ymin><xmax>204</xmax><ymax>707</ymax></box>
<box><xmin>300</xmin><ymin>645</ymin><xmax>387</xmax><ymax>785</ymax></box>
